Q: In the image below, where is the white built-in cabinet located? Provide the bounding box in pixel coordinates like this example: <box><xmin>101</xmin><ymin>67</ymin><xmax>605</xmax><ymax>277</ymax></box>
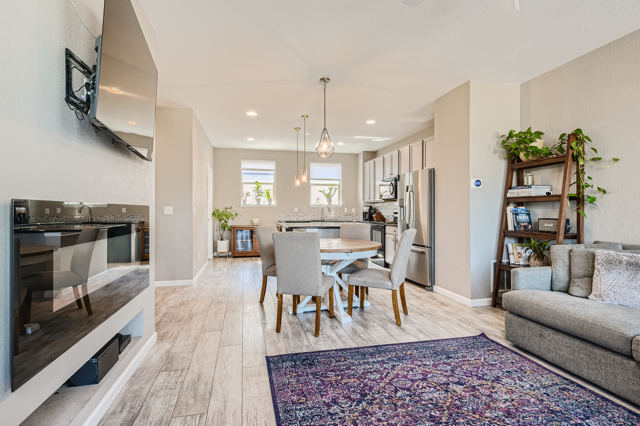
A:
<box><xmin>409</xmin><ymin>140</ymin><xmax>424</xmax><ymax>172</ymax></box>
<box><xmin>364</xmin><ymin>160</ymin><xmax>374</xmax><ymax>202</ymax></box>
<box><xmin>383</xmin><ymin>150</ymin><xmax>399</xmax><ymax>178</ymax></box>
<box><xmin>374</xmin><ymin>157</ymin><xmax>384</xmax><ymax>183</ymax></box>
<box><xmin>398</xmin><ymin>145</ymin><xmax>410</xmax><ymax>175</ymax></box>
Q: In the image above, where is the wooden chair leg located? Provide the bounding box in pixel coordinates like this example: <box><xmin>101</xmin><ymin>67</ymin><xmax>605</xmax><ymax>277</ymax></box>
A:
<box><xmin>315</xmin><ymin>297</ymin><xmax>322</xmax><ymax>337</ymax></box>
<box><xmin>365</xmin><ymin>287</ymin><xmax>368</xmax><ymax>295</ymax></box>
<box><xmin>81</xmin><ymin>283</ymin><xmax>93</xmax><ymax>316</ymax></box>
<box><xmin>329</xmin><ymin>287</ymin><xmax>334</xmax><ymax>319</ymax></box>
<box><xmin>348</xmin><ymin>285</ymin><xmax>354</xmax><ymax>316</ymax></box>
<box><xmin>338</xmin><ymin>273</ymin><xmax>343</xmax><ymax>280</ymax></box>
<box><xmin>293</xmin><ymin>295</ymin><xmax>298</xmax><ymax>315</ymax></box>
<box><xmin>399</xmin><ymin>283</ymin><xmax>408</xmax><ymax>315</ymax></box>
<box><xmin>276</xmin><ymin>294</ymin><xmax>283</xmax><ymax>333</ymax></box>
<box><xmin>360</xmin><ymin>287</ymin><xmax>365</xmax><ymax>308</ymax></box>
<box><xmin>355</xmin><ymin>286</ymin><xmax>360</xmax><ymax>298</ymax></box>
<box><xmin>72</xmin><ymin>286</ymin><xmax>83</xmax><ymax>309</ymax></box>
<box><xmin>259</xmin><ymin>275</ymin><xmax>268</xmax><ymax>304</ymax></box>
<box><xmin>391</xmin><ymin>290</ymin><xmax>401</xmax><ymax>326</ymax></box>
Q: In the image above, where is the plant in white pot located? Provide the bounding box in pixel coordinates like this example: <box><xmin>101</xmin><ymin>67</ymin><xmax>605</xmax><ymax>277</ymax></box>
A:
<box><xmin>253</xmin><ymin>181</ymin><xmax>264</xmax><ymax>205</ymax></box>
<box><xmin>265</xmin><ymin>189</ymin><xmax>273</xmax><ymax>205</ymax></box>
<box><xmin>212</xmin><ymin>206</ymin><xmax>240</xmax><ymax>257</ymax></box>
<box><xmin>319</xmin><ymin>183</ymin><xmax>337</xmax><ymax>206</ymax></box>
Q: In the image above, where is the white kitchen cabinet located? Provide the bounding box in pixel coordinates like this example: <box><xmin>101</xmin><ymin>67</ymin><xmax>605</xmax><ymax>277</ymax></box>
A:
<box><xmin>409</xmin><ymin>140</ymin><xmax>424</xmax><ymax>172</ymax></box>
<box><xmin>423</xmin><ymin>137</ymin><xmax>434</xmax><ymax>169</ymax></box>
<box><xmin>398</xmin><ymin>145</ymin><xmax>410</xmax><ymax>175</ymax></box>
<box><xmin>383</xmin><ymin>153</ymin><xmax>391</xmax><ymax>178</ymax></box>
<box><xmin>385</xmin><ymin>226</ymin><xmax>398</xmax><ymax>264</ymax></box>
<box><xmin>374</xmin><ymin>156</ymin><xmax>384</xmax><ymax>184</ymax></box>
<box><xmin>364</xmin><ymin>160</ymin><xmax>374</xmax><ymax>202</ymax></box>
<box><xmin>384</xmin><ymin>150</ymin><xmax>399</xmax><ymax>178</ymax></box>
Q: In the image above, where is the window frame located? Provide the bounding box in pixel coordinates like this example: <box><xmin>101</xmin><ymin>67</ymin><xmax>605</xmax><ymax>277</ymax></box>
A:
<box><xmin>241</xmin><ymin>159</ymin><xmax>277</xmax><ymax>207</ymax></box>
<box><xmin>309</xmin><ymin>162</ymin><xmax>342</xmax><ymax>207</ymax></box>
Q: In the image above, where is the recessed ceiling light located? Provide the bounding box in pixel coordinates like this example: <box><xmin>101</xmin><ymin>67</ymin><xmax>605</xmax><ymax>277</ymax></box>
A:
<box><xmin>128</xmin><ymin>121</ymin><xmax>136</xmax><ymax>125</ymax></box>
<box><xmin>247</xmin><ymin>138</ymin><xmax>254</xmax><ymax>141</ymax></box>
<box><xmin>305</xmin><ymin>133</ymin><xmax>310</xmax><ymax>135</ymax></box>
<box><xmin>337</xmin><ymin>142</ymin><xmax>344</xmax><ymax>146</ymax></box>
<box><xmin>246</xmin><ymin>111</ymin><xmax>257</xmax><ymax>116</ymax></box>
<box><xmin>366</xmin><ymin>120</ymin><xmax>376</xmax><ymax>124</ymax></box>
<box><xmin>108</xmin><ymin>87</ymin><xmax>122</xmax><ymax>94</ymax></box>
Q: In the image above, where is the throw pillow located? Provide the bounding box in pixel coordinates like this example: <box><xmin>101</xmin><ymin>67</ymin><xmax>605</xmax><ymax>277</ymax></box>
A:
<box><xmin>589</xmin><ymin>250</ymin><xmax>640</xmax><ymax>309</ymax></box>
<box><xmin>550</xmin><ymin>242</ymin><xmax>622</xmax><ymax>292</ymax></box>
<box><xmin>568</xmin><ymin>249</ymin><xmax>597</xmax><ymax>298</ymax></box>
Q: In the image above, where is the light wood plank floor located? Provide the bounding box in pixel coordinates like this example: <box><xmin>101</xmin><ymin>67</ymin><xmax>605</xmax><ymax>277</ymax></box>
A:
<box><xmin>99</xmin><ymin>257</ymin><xmax>639</xmax><ymax>426</ymax></box>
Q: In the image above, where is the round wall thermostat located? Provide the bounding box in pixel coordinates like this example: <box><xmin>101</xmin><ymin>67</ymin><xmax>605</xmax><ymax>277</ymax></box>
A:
<box><xmin>471</xmin><ymin>179</ymin><xmax>483</xmax><ymax>188</ymax></box>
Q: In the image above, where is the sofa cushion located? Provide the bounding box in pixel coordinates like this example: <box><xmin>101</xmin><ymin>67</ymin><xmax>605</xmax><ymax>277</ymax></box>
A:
<box><xmin>594</xmin><ymin>241</ymin><xmax>640</xmax><ymax>251</ymax></box>
<box><xmin>634</xmin><ymin>336</ymin><xmax>640</xmax><ymax>363</ymax></box>
<box><xmin>568</xmin><ymin>249</ymin><xmax>597</xmax><ymax>298</ymax></box>
<box><xmin>589</xmin><ymin>250</ymin><xmax>640</xmax><ymax>309</ymax></box>
<box><xmin>550</xmin><ymin>243</ymin><xmax>622</xmax><ymax>292</ymax></box>
<box><xmin>502</xmin><ymin>289</ymin><xmax>640</xmax><ymax>356</ymax></box>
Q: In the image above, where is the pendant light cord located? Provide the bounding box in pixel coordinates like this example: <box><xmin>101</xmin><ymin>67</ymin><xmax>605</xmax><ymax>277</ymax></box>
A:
<box><xmin>303</xmin><ymin>117</ymin><xmax>306</xmax><ymax>168</ymax></box>
<box><xmin>323</xmin><ymin>81</ymin><xmax>327</xmax><ymax>128</ymax></box>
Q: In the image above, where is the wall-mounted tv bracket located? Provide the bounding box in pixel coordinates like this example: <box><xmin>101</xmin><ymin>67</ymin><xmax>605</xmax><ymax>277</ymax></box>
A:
<box><xmin>64</xmin><ymin>48</ymin><xmax>96</xmax><ymax>119</ymax></box>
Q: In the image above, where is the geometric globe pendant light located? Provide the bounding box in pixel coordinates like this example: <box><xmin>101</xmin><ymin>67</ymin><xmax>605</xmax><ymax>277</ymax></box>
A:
<box><xmin>301</xmin><ymin>115</ymin><xmax>309</xmax><ymax>182</ymax></box>
<box><xmin>316</xmin><ymin>77</ymin><xmax>335</xmax><ymax>158</ymax></box>
<box><xmin>295</xmin><ymin>126</ymin><xmax>301</xmax><ymax>186</ymax></box>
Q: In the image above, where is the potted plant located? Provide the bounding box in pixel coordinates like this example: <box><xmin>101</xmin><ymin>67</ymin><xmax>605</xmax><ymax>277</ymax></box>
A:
<box><xmin>265</xmin><ymin>189</ymin><xmax>273</xmax><ymax>205</ymax></box>
<box><xmin>315</xmin><ymin>197</ymin><xmax>320</xmax><ymax>205</ymax></box>
<box><xmin>242</xmin><ymin>191</ymin><xmax>250</xmax><ymax>205</ymax></box>
<box><xmin>253</xmin><ymin>181</ymin><xmax>264</xmax><ymax>205</ymax></box>
<box><xmin>319</xmin><ymin>183</ymin><xmax>337</xmax><ymax>205</ymax></box>
<box><xmin>557</xmin><ymin>129</ymin><xmax>619</xmax><ymax>218</ymax></box>
<box><xmin>500</xmin><ymin>127</ymin><xmax>552</xmax><ymax>162</ymax></box>
<box><xmin>522</xmin><ymin>238</ymin><xmax>551</xmax><ymax>267</ymax></box>
<box><xmin>212</xmin><ymin>206</ymin><xmax>241</xmax><ymax>257</ymax></box>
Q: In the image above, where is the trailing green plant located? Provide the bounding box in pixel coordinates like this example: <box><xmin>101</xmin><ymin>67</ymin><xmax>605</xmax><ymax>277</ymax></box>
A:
<box><xmin>557</xmin><ymin>129</ymin><xmax>619</xmax><ymax>218</ymax></box>
<box><xmin>265</xmin><ymin>189</ymin><xmax>272</xmax><ymax>200</ymax></box>
<box><xmin>319</xmin><ymin>183</ymin><xmax>337</xmax><ymax>199</ymax></box>
<box><xmin>522</xmin><ymin>238</ymin><xmax>551</xmax><ymax>261</ymax></box>
<box><xmin>500</xmin><ymin>127</ymin><xmax>552</xmax><ymax>160</ymax></box>
<box><xmin>253</xmin><ymin>181</ymin><xmax>264</xmax><ymax>198</ymax></box>
<box><xmin>212</xmin><ymin>206</ymin><xmax>241</xmax><ymax>240</ymax></box>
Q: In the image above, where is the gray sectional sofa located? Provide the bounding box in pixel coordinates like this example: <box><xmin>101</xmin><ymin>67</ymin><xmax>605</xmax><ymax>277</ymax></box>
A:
<box><xmin>503</xmin><ymin>242</ymin><xmax>640</xmax><ymax>406</ymax></box>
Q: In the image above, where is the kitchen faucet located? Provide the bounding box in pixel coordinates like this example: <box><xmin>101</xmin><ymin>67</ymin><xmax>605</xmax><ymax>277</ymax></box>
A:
<box><xmin>78</xmin><ymin>204</ymin><xmax>92</xmax><ymax>223</ymax></box>
<box><xmin>321</xmin><ymin>205</ymin><xmax>332</xmax><ymax>221</ymax></box>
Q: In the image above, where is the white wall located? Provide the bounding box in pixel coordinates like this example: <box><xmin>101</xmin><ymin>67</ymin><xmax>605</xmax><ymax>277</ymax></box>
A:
<box><xmin>521</xmin><ymin>29</ymin><xmax>640</xmax><ymax>244</ymax></box>
<box><xmin>0</xmin><ymin>1</ymin><xmax>156</xmax><ymax>423</ymax></box>
<box><xmin>192</xmin><ymin>113</ymin><xmax>214</xmax><ymax>274</ymax></box>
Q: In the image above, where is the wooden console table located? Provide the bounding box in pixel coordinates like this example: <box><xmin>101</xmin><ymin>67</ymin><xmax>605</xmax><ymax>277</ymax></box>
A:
<box><xmin>230</xmin><ymin>225</ymin><xmax>260</xmax><ymax>257</ymax></box>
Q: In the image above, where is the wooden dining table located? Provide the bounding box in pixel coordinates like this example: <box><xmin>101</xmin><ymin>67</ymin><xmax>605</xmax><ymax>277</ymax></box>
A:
<box><xmin>288</xmin><ymin>238</ymin><xmax>381</xmax><ymax>324</ymax></box>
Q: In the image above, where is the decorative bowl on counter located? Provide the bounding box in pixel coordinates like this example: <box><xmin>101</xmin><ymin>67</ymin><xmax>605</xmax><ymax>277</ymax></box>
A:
<box><xmin>251</xmin><ymin>218</ymin><xmax>260</xmax><ymax>225</ymax></box>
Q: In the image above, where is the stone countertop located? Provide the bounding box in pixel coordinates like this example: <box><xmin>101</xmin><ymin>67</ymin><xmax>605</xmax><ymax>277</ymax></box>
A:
<box><xmin>279</xmin><ymin>220</ymin><xmax>396</xmax><ymax>229</ymax></box>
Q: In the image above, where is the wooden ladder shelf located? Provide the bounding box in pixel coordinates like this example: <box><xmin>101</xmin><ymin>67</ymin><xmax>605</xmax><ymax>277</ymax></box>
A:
<box><xmin>492</xmin><ymin>133</ymin><xmax>584</xmax><ymax>307</ymax></box>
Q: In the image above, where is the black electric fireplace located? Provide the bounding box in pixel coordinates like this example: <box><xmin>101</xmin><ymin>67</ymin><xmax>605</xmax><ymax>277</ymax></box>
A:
<box><xmin>10</xmin><ymin>199</ymin><xmax>150</xmax><ymax>391</ymax></box>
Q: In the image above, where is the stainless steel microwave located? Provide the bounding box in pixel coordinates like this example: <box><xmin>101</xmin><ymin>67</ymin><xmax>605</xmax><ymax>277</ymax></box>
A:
<box><xmin>377</xmin><ymin>177</ymin><xmax>398</xmax><ymax>201</ymax></box>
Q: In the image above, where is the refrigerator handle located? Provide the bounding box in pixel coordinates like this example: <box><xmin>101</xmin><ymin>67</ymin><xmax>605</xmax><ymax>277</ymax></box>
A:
<box><xmin>410</xmin><ymin>246</ymin><xmax>426</xmax><ymax>253</ymax></box>
<box><xmin>408</xmin><ymin>189</ymin><xmax>415</xmax><ymax>226</ymax></box>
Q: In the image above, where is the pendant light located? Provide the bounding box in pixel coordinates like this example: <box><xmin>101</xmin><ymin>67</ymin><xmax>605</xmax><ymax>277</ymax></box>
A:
<box><xmin>316</xmin><ymin>77</ymin><xmax>335</xmax><ymax>158</ymax></box>
<box><xmin>301</xmin><ymin>115</ymin><xmax>308</xmax><ymax>183</ymax></box>
<box><xmin>294</xmin><ymin>127</ymin><xmax>301</xmax><ymax>186</ymax></box>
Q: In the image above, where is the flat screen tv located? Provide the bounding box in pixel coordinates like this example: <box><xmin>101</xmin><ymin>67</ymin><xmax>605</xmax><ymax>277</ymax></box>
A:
<box><xmin>66</xmin><ymin>0</ymin><xmax>157</xmax><ymax>161</ymax></box>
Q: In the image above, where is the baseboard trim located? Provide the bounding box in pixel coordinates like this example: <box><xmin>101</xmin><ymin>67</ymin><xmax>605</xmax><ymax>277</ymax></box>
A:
<box><xmin>432</xmin><ymin>286</ymin><xmax>492</xmax><ymax>307</ymax></box>
<box><xmin>83</xmin><ymin>332</ymin><xmax>157</xmax><ymax>426</ymax></box>
<box><xmin>193</xmin><ymin>261</ymin><xmax>207</xmax><ymax>282</ymax></box>
<box><xmin>155</xmin><ymin>279</ymin><xmax>193</xmax><ymax>287</ymax></box>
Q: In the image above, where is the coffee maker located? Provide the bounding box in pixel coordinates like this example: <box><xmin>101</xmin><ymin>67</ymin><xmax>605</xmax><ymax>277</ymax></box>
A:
<box><xmin>362</xmin><ymin>205</ymin><xmax>376</xmax><ymax>222</ymax></box>
<box><xmin>14</xmin><ymin>205</ymin><xmax>28</xmax><ymax>224</ymax></box>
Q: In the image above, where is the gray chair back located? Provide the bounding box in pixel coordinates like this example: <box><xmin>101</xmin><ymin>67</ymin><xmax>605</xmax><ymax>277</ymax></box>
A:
<box><xmin>272</xmin><ymin>232</ymin><xmax>323</xmax><ymax>296</ymax></box>
<box><xmin>339</xmin><ymin>223</ymin><xmax>370</xmax><ymax>240</ymax></box>
<box><xmin>70</xmin><ymin>227</ymin><xmax>100</xmax><ymax>282</ymax></box>
<box><xmin>255</xmin><ymin>224</ymin><xmax>277</xmax><ymax>275</ymax></box>
<box><xmin>389</xmin><ymin>229</ymin><xmax>417</xmax><ymax>289</ymax></box>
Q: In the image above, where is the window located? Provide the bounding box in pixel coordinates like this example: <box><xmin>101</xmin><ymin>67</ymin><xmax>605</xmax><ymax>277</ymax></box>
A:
<box><xmin>241</xmin><ymin>160</ymin><xmax>276</xmax><ymax>205</ymax></box>
<box><xmin>310</xmin><ymin>162</ymin><xmax>341</xmax><ymax>205</ymax></box>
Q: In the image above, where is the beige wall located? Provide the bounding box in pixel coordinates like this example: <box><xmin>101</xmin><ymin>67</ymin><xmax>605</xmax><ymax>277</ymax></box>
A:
<box><xmin>192</xmin><ymin>114</ymin><xmax>214</xmax><ymax>275</ymax></box>
<box><xmin>155</xmin><ymin>107</ymin><xmax>194</xmax><ymax>282</ymax></box>
<box><xmin>375</xmin><ymin>120</ymin><xmax>434</xmax><ymax>158</ymax></box>
<box><xmin>434</xmin><ymin>82</ymin><xmax>472</xmax><ymax>299</ymax></box>
<box><xmin>213</xmin><ymin>148</ymin><xmax>360</xmax><ymax>233</ymax></box>
<box><xmin>521</xmin><ymin>29</ymin><xmax>640</xmax><ymax>244</ymax></box>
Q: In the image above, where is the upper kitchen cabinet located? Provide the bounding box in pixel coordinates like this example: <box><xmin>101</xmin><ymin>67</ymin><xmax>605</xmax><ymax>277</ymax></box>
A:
<box><xmin>409</xmin><ymin>140</ymin><xmax>424</xmax><ymax>172</ymax></box>
<box><xmin>423</xmin><ymin>137</ymin><xmax>435</xmax><ymax>169</ymax></box>
<box><xmin>374</xmin><ymin>156</ymin><xmax>384</xmax><ymax>183</ymax></box>
<box><xmin>398</xmin><ymin>145</ymin><xmax>410</xmax><ymax>175</ymax></box>
<box><xmin>383</xmin><ymin>150</ymin><xmax>399</xmax><ymax>178</ymax></box>
<box><xmin>364</xmin><ymin>160</ymin><xmax>374</xmax><ymax>202</ymax></box>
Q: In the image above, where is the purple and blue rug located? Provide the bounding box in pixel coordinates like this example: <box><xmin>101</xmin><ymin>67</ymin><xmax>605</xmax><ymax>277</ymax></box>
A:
<box><xmin>266</xmin><ymin>334</ymin><xmax>640</xmax><ymax>425</ymax></box>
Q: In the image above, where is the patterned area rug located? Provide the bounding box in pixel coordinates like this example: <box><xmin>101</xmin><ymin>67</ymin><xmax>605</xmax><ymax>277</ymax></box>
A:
<box><xmin>266</xmin><ymin>334</ymin><xmax>640</xmax><ymax>425</ymax></box>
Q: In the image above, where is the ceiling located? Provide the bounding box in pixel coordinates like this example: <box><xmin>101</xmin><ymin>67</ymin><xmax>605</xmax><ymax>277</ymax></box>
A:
<box><xmin>132</xmin><ymin>1</ymin><xmax>640</xmax><ymax>153</ymax></box>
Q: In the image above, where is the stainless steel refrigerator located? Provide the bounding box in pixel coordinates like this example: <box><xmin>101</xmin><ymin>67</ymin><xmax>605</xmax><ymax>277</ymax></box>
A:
<box><xmin>398</xmin><ymin>168</ymin><xmax>435</xmax><ymax>289</ymax></box>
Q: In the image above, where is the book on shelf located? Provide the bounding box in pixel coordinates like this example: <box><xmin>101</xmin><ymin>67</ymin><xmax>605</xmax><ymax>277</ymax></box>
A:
<box><xmin>511</xmin><ymin>185</ymin><xmax>551</xmax><ymax>190</ymax></box>
<box><xmin>506</xmin><ymin>243</ymin><xmax>515</xmax><ymax>265</ymax></box>
<box><xmin>506</xmin><ymin>206</ymin><xmax>514</xmax><ymax>230</ymax></box>
<box><xmin>514</xmin><ymin>244</ymin><xmax>532</xmax><ymax>266</ymax></box>
<box><xmin>512</xmin><ymin>208</ymin><xmax>533</xmax><ymax>231</ymax></box>
<box><xmin>508</xmin><ymin>190</ymin><xmax>552</xmax><ymax>197</ymax></box>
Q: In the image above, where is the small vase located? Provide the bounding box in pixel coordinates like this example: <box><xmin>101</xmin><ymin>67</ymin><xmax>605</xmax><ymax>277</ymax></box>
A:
<box><xmin>519</xmin><ymin>139</ymin><xmax>545</xmax><ymax>162</ymax></box>
<box><xmin>251</xmin><ymin>218</ymin><xmax>260</xmax><ymax>225</ymax></box>
<box><xmin>529</xmin><ymin>257</ymin><xmax>544</xmax><ymax>267</ymax></box>
<box><xmin>326</xmin><ymin>197</ymin><xmax>332</xmax><ymax>205</ymax></box>
<box><xmin>267</xmin><ymin>199</ymin><xmax>272</xmax><ymax>205</ymax></box>
<box><xmin>242</xmin><ymin>198</ymin><xmax>247</xmax><ymax>205</ymax></box>
<box><xmin>255</xmin><ymin>198</ymin><xmax>262</xmax><ymax>205</ymax></box>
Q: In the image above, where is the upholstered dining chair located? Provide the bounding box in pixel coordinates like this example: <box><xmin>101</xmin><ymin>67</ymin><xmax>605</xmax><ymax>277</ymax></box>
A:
<box><xmin>22</xmin><ymin>227</ymin><xmax>100</xmax><ymax>316</ymax></box>
<box><xmin>337</xmin><ymin>223</ymin><xmax>371</xmax><ymax>298</ymax></box>
<box><xmin>255</xmin><ymin>224</ymin><xmax>278</xmax><ymax>304</ymax></box>
<box><xmin>272</xmin><ymin>232</ymin><xmax>335</xmax><ymax>337</ymax></box>
<box><xmin>347</xmin><ymin>228</ymin><xmax>416</xmax><ymax>326</ymax></box>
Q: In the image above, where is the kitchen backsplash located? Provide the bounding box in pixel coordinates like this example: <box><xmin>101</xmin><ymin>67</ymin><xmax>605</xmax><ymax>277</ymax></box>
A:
<box><xmin>279</xmin><ymin>213</ymin><xmax>360</xmax><ymax>222</ymax></box>
<box><xmin>28</xmin><ymin>214</ymin><xmax>146</xmax><ymax>224</ymax></box>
